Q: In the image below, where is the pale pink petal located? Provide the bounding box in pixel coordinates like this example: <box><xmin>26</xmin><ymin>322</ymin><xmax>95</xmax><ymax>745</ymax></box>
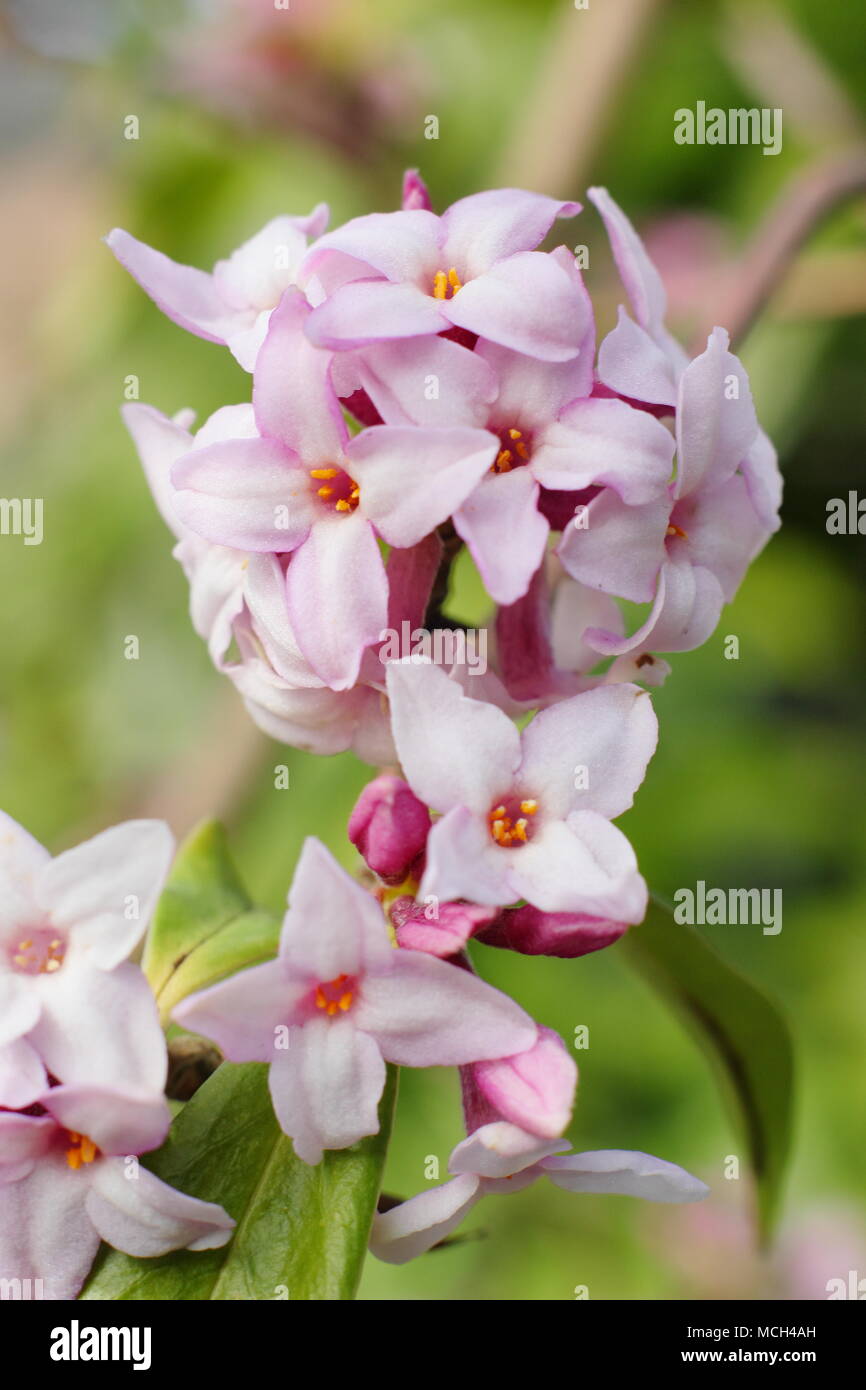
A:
<box><xmin>0</xmin><ymin>1038</ymin><xmax>47</xmax><ymax>1109</ymax></box>
<box><xmin>280</xmin><ymin>837</ymin><xmax>393</xmax><ymax>981</ymax></box>
<box><xmin>0</xmin><ymin>974</ymin><xmax>41</xmax><ymax>1049</ymax></box>
<box><xmin>445</xmin><ymin>251</ymin><xmax>589</xmax><ymax>361</ymax></box>
<box><xmin>356</xmin><ymin>951</ymin><xmax>536</xmax><ymax>1066</ymax></box>
<box><xmin>476</xmin><ymin>339</ymin><xmax>591</xmax><ymax>428</ymax></box>
<box><xmin>122</xmin><ymin>403</ymin><xmax>192</xmax><ymax>538</ymax></box>
<box><xmin>386</xmin><ymin>662</ymin><xmax>520</xmax><ymax>814</ymax></box>
<box><xmin>31</xmin><ymin>961</ymin><xmax>167</xmax><ymax>1095</ymax></box>
<box><xmin>0</xmin><ymin>1151</ymin><xmax>100</xmax><ymax>1299</ymax></box>
<box><xmin>302</xmin><ymin>209</ymin><xmax>441</xmax><ymax>286</ymax></box>
<box><xmin>441</xmin><ymin>189</ymin><xmax>580</xmax><ymax>279</ymax></box>
<box><xmin>172</xmin><ymin>437</ymin><xmax>314</xmax><ymax>552</ymax></box>
<box><xmin>41</xmin><ymin>1084</ymin><xmax>170</xmax><ymax>1157</ymax></box>
<box><xmin>33</xmin><ymin>820</ymin><xmax>173</xmax><ymax>970</ymax></box>
<box><xmin>419</xmin><ymin>806</ymin><xmax>514</xmax><ymax>907</ymax></box>
<box><xmin>542</xmin><ymin>1148</ymin><xmax>709</xmax><ymax>1201</ymax></box>
<box><xmin>0</xmin><ymin>1112</ymin><xmax>54</xmax><ymax>1171</ymax></box>
<box><xmin>354</xmin><ymin>336</ymin><xmax>498</xmax><ymax>428</ymax></box>
<box><xmin>369</xmin><ymin>1174</ymin><xmax>481</xmax><ymax>1264</ymax></box>
<box><xmin>453</xmin><ymin>469</ymin><xmax>549</xmax><ymax>606</ymax></box>
<box><xmin>349</xmin><ymin>425</ymin><xmax>497</xmax><ymax>547</ymax></box>
<box><xmin>253</xmin><ymin>288</ymin><xmax>347</xmax><ymax>462</ymax></box>
<box><xmin>505</xmin><ymin>815</ymin><xmax>647</xmax><ymax>921</ymax></box>
<box><xmin>268</xmin><ymin>1016</ymin><xmax>386</xmax><ymax>1165</ymax></box>
<box><xmin>105</xmin><ymin>228</ymin><xmax>243</xmax><ymax>342</ymax></box>
<box><xmin>588</xmin><ymin>187</ymin><xmax>669</xmax><ymax>336</ymax></box>
<box><xmin>517</xmin><ymin>683</ymin><xmax>657</xmax><ymax>819</ymax></box>
<box><xmin>532</xmin><ymin>396</ymin><xmax>674</xmax><ymax>504</ymax></box>
<box><xmin>286</xmin><ymin>512</ymin><xmax>388</xmax><ymax>690</ymax></box>
<box><xmin>306</xmin><ymin>280</ymin><xmax>449</xmax><ymax>349</ymax></box>
<box><xmin>676</xmin><ymin>473</ymin><xmax>769</xmax><ymax>600</ymax></box>
<box><xmin>556</xmin><ymin>489</ymin><xmax>670</xmax><ymax>604</ymax></box>
<box><xmin>450</xmin><ymin>1121</ymin><xmax>567</xmax><ymax>1178</ymax></box>
<box><xmin>675</xmin><ymin>327</ymin><xmax>758</xmax><ymax>498</ymax></box>
<box><xmin>173</xmin><ymin>960</ymin><xmax>297</xmax><ymax>1061</ymax></box>
<box><xmin>87</xmin><ymin>1158</ymin><xmax>235</xmax><ymax>1254</ymax></box>
<box><xmin>741</xmin><ymin>427</ymin><xmax>782</xmax><ymax>532</ymax></box>
<box><xmin>596</xmin><ymin>308</ymin><xmax>678</xmax><ymax>407</ymax></box>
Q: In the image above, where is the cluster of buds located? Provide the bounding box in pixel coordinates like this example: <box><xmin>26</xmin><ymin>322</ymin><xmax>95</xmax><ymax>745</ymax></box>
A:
<box><xmin>0</xmin><ymin>173</ymin><xmax>779</xmax><ymax>1293</ymax></box>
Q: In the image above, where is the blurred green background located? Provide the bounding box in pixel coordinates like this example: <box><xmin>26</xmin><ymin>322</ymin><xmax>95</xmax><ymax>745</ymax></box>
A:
<box><xmin>1</xmin><ymin>0</ymin><xmax>864</xmax><ymax>1299</ymax></box>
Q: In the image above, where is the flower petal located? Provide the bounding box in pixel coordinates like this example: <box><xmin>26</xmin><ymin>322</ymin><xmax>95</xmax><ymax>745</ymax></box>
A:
<box><xmin>505</xmin><ymin>815</ymin><xmax>647</xmax><ymax>922</ymax></box>
<box><xmin>268</xmin><ymin>1016</ymin><xmax>386</xmax><ymax>1165</ymax></box>
<box><xmin>356</xmin><ymin>949</ymin><xmax>536</xmax><ymax>1066</ymax></box>
<box><xmin>174</xmin><ymin>958</ymin><xmax>297</xmax><ymax>1062</ymax></box>
<box><xmin>532</xmin><ymin>395</ymin><xmax>674</xmax><ymax>504</ymax></box>
<box><xmin>369</xmin><ymin>1173</ymin><xmax>481</xmax><ymax>1264</ymax></box>
<box><xmin>280</xmin><ymin>837</ymin><xmax>393</xmax><ymax>981</ymax></box>
<box><xmin>0</xmin><ymin>1149</ymin><xmax>101</xmax><ymax>1299</ymax></box>
<box><xmin>449</xmin><ymin>1121</ymin><xmax>567</xmax><ymax>1178</ymax></box>
<box><xmin>35</xmin><ymin>820</ymin><xmax>174</xmax><ymax>970</ymax></box>
<box><xmin>253</xmin><ymin>288</ymin><xmax>347</xmax><ymax>462</ymax></box>
<box><xmin>441</xmin><ymin>189</ymin><xmax>580</xmax><ymax>278</ymax></box>
<box><xmin>305</xmin><ymin>280</ymin><xmax>449</xmax><ymax>349</ymax></box>
<box><xmin>453</xmin><ymin>468</ymin><xmax>549</xmax><ymax>606</ymax></box>
<box><xmin>105</xmin><ymin>228</ymin><xmax>242</xmax><ymax>343</ymax></box>
<box><xmin>517</xmin><ymin>683</ymin><xmax>657</xmax><ymax>819</ymax></box>
<box><xmin>445</xmin><ymin>252</ymin><xmax>589</xmax><ymax>361</ymax></box>
<box><xmin>675</xmin><ymin>327</ymin><xmax>758</xmax><ymax>499</ymax></box>
<box><xmin>542</xmin><ymin>1148</ymin><xmax>709</xmax><ymax>1201</ymax></box>
<box><xmin>286</xmin><ymin>512</ymin><xmax>388</xmax><ymax>690</ymax></box>
<box><xmin>87</xmin><ymin>1157</ymin><xmax>235</xmax><ymax>1255</ymax></box>
<box><xmin>349</xmin><ymin>425</ymin><xmax>497</xmax><ymax>548</ymax></box>
<box><xmin>172</xmin><ymin>437</ymin><xmax>314</xmax><ymax>552</ymax></box>
<box><xmin>0</xmin><ymin>1038</ymin><xmax>47</xmax><ymax>1110</ymax></box>
<box><xmin>596</xmin><ymin>307</ymin><xmax>678</xmax><ymax>407</ymax></box>
<box><xmin>354</xmin><ymin>336</ymin><xmax>498</xmax><ymax>428</ymax></box>
<box><xmin>386</xmin><ymin>662</ymin><xmax>520</xmax><ymax>814</ymax></box>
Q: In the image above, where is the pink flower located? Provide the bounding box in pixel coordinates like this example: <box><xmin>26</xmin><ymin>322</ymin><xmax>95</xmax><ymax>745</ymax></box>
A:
<box><xmin>389</xmin><ymin>897</ymin><xmax>496</xmax><ymax>958</ymax></box>
<box><xmin>385</xmin><ymin>662</ymin><xmax>656</xmax><ymax>920</ymax></box>
<box><xmin>0</xmin><ymin>1088</ymin><xmax>233</xmax><ymax>1300</ymax></box>
<box><xmin>476</xmin><ymin>903</ymin><xmax>629</xmax><ymax>959</ymax></box>
<box><xmin>170</xmin><ymin>289</ymin><xmax>499</xmax><ymax>689</ymax></box>
<box><xmin>174</xmin><ymin>839</ymin><xmax>537</xmax><ymax>1165</ymax></box>
<box><xmin>106</xmin><ymin>205</ymin><xmax>329</xmax><ymax>369</ymax></box>
<box><xmin>0</xmin><ymin>812</ymin><xmax>174</xmax><ymax>1109</ymax></box>
<box><xmin>370</xmin><ymin>1119</ymin><xmax>709</xmax><ymax>1264</ymax></box>
<box><xmin>348</xmin><ymin>275</ymin><xmax>674</xmax><ymax>605</ymax></box>
<box><xmin>348</xmin><ymin>775</ymin><xmax>430</xmax><ymax>884</ymax></box>
<box><xmin>560</xmin><ymin>327</ymin><xmax>774</xmax><ymax>655</ymax></box>
<box><xmin>301</xmin><ymin>188</ymin><xmax>586</xmax><ymax>361</ymax></box>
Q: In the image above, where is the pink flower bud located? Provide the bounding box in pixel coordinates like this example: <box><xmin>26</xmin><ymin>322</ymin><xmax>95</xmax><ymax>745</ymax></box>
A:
<box><xmin>348</xmin><ymin>775</ymin><xmax>430</xmax><ymax>883</ymax></box>
<box><xmin>390</xmin><ymin>896</ymin><xmax>496</xmax><ymax>958</ymax></box>
<box><xmin>476</xmin><ymin>904</ymin><xmax>629</xmax><ymax>958</ymax></box>
<box><xmin>401</xmin><ymin>168</ymin><xmax>432</xmax><ymax>211</ymax></box>
<box><xmin>471</xmin><ymin>1027</ymin><xmax>577</xmax><ymax>1139</ymax></box>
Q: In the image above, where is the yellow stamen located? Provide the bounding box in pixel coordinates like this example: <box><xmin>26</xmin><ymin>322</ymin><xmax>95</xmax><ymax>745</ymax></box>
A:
<box><xmin>310</xmin><ymin>468</ymin><xmax>339</xmax><ymax>479</ymax></box>
<box><xmin>448</xmin><ymin>268</ymin><xmax>462</xmax><ymax>292</ymax></box>
<box><xmin>432</xmin><ymin>270</ymin><xmax>448</xmax><ymax>300</ymax></box>
<box><xmin>513</xmin><ymin>818</ymin><xmax>528</xmax><ymax>842</ymax></box>
<box><xmin>515</xmin><ymin>441</ymin><xmax>529</xmax><ymax>459</ymax></box>
<box><xmin>667</xmin><ymin>523</ymin><xmax>689</xmax><ymax>540</ymax></box>
<box><xmin>317</xmin><ymin>486</ymin><xmax>334</xmax><ymax>499</ymax></box>
<box><xmin>335</xmin><ymin>499</ymin><xmax>352</xmax><ymax>512</ymax></box>
<box><xmin>492</xmin><ymin>805</ymin><xmax>506</xmax><ymax>818</ymax></box>
<box><xmin>520</xmin><ymin>799</ymin><xmax>538</xmax><ymax>815</ymax></box>
<box><xmin>508</xmin><ymin>428</ymin><xmax>522</xmax><ymax>440</ymax></box>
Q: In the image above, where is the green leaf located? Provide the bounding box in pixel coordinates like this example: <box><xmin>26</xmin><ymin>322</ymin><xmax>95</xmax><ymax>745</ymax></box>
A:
<box><xmin>622</xmin><ymin>895</ymin><xmax>794</xmax><ymax>1237</ymax></box>
<box><xmin>81</xmin><ymin>1060</ymin><xmax>398</xmax><ymax>1301</ymax></box>
<box><xmin>143</xmin><ymin>819</ymin><xmax>281</xmax><ymax>1022</ymax></box>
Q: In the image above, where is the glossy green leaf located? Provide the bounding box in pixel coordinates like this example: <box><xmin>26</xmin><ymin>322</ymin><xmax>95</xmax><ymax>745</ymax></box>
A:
<box><xmin>143</xmin><ymin>819</ymin><xmax>281</xmax><ymax>1022</ymax></box>
<box><xmin>81</xmin><ymin>1060</ymin><xmax>398</xmax><ymax>1301</ymax></box>
<box><xmin>622</xmin><ymin>895</ymin><xmax>794</xmax><ymax>1237</ymax></box>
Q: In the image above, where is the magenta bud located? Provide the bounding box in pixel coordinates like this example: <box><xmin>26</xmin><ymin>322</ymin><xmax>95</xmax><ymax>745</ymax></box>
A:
<box><xmin>347</xmin><ymin>775</ymin><xmax>430</xmax><ymax>883</ymax></box>
<box><xmin>472</xmin><ymin>1027</ymin><xmax>577</xmax><ymax>1139</ymax></box>
<box><xmin>475</xmin><ymin>904</ymin><xmax>629</xmax><ymax>958</ymax></box>
<box><xmin>401</xmin><ymin>168</ymin><xmax>432</xmax><ymax>211</ymax></box>
<box><xmin>390</xmin><ymin>896</ymin><xmax>496</xmax><ymax>958</ymax></box>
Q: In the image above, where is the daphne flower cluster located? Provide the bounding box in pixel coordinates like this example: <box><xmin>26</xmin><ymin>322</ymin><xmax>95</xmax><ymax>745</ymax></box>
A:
<box><xmin>20</xmin><ymin>169</ymin><xmax>775</xmax><ymax>1280</ymax></box>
